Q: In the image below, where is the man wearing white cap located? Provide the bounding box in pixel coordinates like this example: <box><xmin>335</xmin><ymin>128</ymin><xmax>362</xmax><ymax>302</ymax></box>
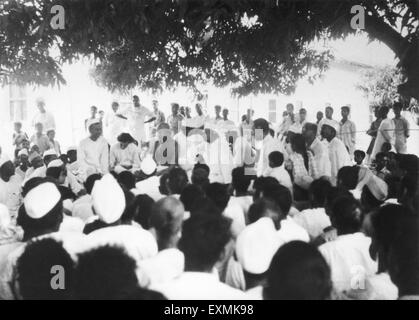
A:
<box><xmin>83</xmin><ymin>174</ymin><xmax>125</xmax><ymax>234</ymax></box>
<box><xmin>15</xmin><ymin>149</ymin><xmax>30</xmax><ymax>180</ymax></box>
<box><xmin>77</xmin><ymin>119</ymin><xmax>109</xmax><ymax>178</ymax></box>
<box><xmin>317</xmin><ymin>105</ymin><xmax>340</xmax><ymax>138</ymax></box>
<box><xmin>0</xmin><ymin>154</ymin><xmax>23</xmax><ymax>220</ymax></box>
<box><xmin>31</xmin><ymin>97</ymin><xmax>56</xmax><ymax>131</ymax></box>
<box><xmin>132</xmin><ymin>155</ymin><xmax>162</xmax><ymax>199</ymax></box>
<box><xmin>235</xmin><ymin>217</ymin><xmax>283</xmax><ymax>299</ymax></box>
<box><xmin>22</xmin><ymin>152</ymin><xmax>46</xmax><ymax>185</ymax></box>
<box><xmin>320</xmin><ymin>121</ymin><xmax>352</xmax><ymax>186</ymax></box>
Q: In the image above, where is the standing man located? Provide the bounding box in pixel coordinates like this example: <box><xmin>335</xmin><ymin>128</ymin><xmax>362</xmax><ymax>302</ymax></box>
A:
<box><xmin>32</xmin><ymin>97</ymin><xmax>56</xmax><ymax>131</ymax></box>
<box><xmin>371</xmin><ymin>106</ymin><xmax>395</xmax><ymax>160</ymax></box>
<box><xmin>320</xmin><ymin>121</ymin><xmax>351</xmax><ymax>186</ymax></box>
<box><xmin>318</xmin><ymin>106</ymin><xmax>339</xmax><ymax>137</ymax></box>
<box><xmin>366</xmin><ymin>106</ymin><xmax>382</xmax><ymax>162</ymax></box>
<box><xmin>85</xmin><ymin>106</ymin><xmax>98</xmax><ymax>131</ymax></box>
<box><xmin>254</xmin><ymin>118</ymin><xmax>283</xmax><ymax>176</ymax></box>
<box><xmin>167</xmin><ymin>103</ymin><xmax>183</xmax><ymax>135</ymax></box>
<box><xmin>316</xmin><ymin>111</ymin><xmax>324</xmax><ymax>125</ymax></box>
<box><xmin>125</xmin><ymin>95</ymin><xmax>156</xmax><ymax>145</ymax></box>
<box><xmin>392</xmin><ymin>102</ymin><xmax>409</xmax><ymax>154</ymax></box>
<box><xmin>289</xmin><ymin>108</ymin><xmax>307</xmax><ymax>134</ymax></box>
<box><xmin>78</xmin><ymin>119</ymin><xmax>109</xmax><ymax>178</ymax></box>
<box><xmin>303</xmin><ymin>123</ymin><xmax>331</xmax><ymax>179</ymax></box>
<box><xmin>104</xmin><ymin>101</ymin><xmax>126</xmax><ymax>146</ymax></box>
<box><xmin>339</xmin><ymin>106</ymin><xmax>356</xmax><ymax>158</ymax></box>
<box><xmin>151</xmin><ymin>99</ymin><xmax>166</xmax><ymax>138</ymax></box>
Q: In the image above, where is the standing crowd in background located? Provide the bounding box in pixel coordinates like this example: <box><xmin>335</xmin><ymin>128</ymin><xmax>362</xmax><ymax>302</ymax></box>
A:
<box><xmin>0</xmin><ymin>94</ymin><xmax>417</xmax><ymax>300</ymax></box>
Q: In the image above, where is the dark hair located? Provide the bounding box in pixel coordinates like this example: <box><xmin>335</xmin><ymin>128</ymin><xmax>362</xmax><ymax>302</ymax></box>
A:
<box><xmin>354</xmin><ymin>150</ymin><xmax>366</xmax><ymax>159</ymax></box>
<box><xmin>388</xmin><ymin>215</ymin><xmax>419</xmax><ymax>296</ymax></box>
<box><xmin>167</xmin><ymin>167</ymin><xmax>188</xmax><ymax>195</ymax></box>
<box><xmin>262</xmin><ymin>184</ymin><xmax>292</xmax><ymax>217</ymax></box>
<box><xmin>247</xmin><ymin>198</ymin><xmax>278</xmax><ymax>225</ymax></box>
<box><xmin>205</xmin><ymin>183</ymin><xmax>230</xmax><ymax>212</ymax></box>
<box><xmin>304</xmin><ymin>122</ymin><xmax>317</xmax><ymax>134</ymax></box>
<box><xmin>253</xmin><ymin>118</ymin><xmax>269</xmax><ymax>135</ymax></box>
<box><xmin>191</xmin><ymin>167</ymin><xmax>210</xmax><ymax>190</ymax></box>
<box><xmin>84</xmin><ymin>174</ymin><xmax>102</xmax><ymax>194</ymax></box>
<box><xmin>132</xmin><ymin>194</ymin><xmax>155</xmax><ymax>229</ymax></box>
<box><xmin>180</xmin><ymin>184</ymin><xmax>206</xmax><ymax>212</ymax></box>
<box><xmin>253</xmin><ymin>176</ymin><xmax>279</xmax><ymax>201</ymax></box>
<box><xmin>120</xmin><ymin>188</ymin><xmax>136</xmax><ymax>223</ymax></box>
<box><xmin>16</xmin><ymin>238</ymin><xmax>75</xmax><ymax>300</ymax></box>
<box><xmin>341</xmin><ymin>106</ymin><xmax>350</xmax><ymax>113</ymax></box>
<box><xmin>379</xmin><ymin>106</ymin><xmax>389</xmax><ymax>118</ymax></box>
<box><xmin>178</xmin><ymin>214</ymin><xmax>231</xmax><ymax>272</ymax></box>
<box><xmin>75</xmin><ymin>245</ymin><xmax>139</xmax><ymax>299</ymax></box>
<box><xmin>268</xmin><ymin>151</ymin><xmax>284</xmax><ymax>168</ymax></box>
<box><xmin>231</xmin><ymin>166</ymin><xmax>252</xmax><ymax>194</ymax></box>
<box><xmin>149</xmin><ymin>198</ymin><xmax>184</xmax><ymax>250</ymax></box>
<box><xmin>193</xmin><ymin>163</ymin><xmax>210</xmax><ymax>174</ymax></box>
<box><xmin>337</xmin><ymin>166</ymin><xmax>360</xmax><ymax>190</ymax></box>
<box><xmin>264</xmin><ymin>241</ymin><xmax>331</xmax><ymax>300</ymax></box>
<box><xmin>370</xmin><ymin>204</ymin><xmax>415</xmax><ymax>270</ymax></box>
<box><xmin>158</xmin><ymin>173</ymin><xmax>170</xmax><ymax>196</ymax></box>
<box><xmin>118</xmin><ymin>171</ymin><xmax>136</xmax><ymax>190</ymax></box>
<box><xmin>360</xmin><ymin>185</ymin><xmax>384</xmax><ymax>213</ymax></box>
<box><xmin>330</xmin><ymin>196</ymin><xmax>363</xmax><ymax>235</ymax></box>
<box><xmin>309</xmin><ymin>179</ymin><xmax>332</xmax><ymax>208</ymax></box>
<box><xmin>290</xmin><ymin>134</ymin><xmax>309</xmax><ymax>170</ymax></box>
<box><xmin>117</xmin><ymin>133</ymin><xmax>135</xmax><ymax>144</ymax></box>
<box><xmin>46</xmin><ymin>166</ymin><xmax>66</xmax><ymax>181</ymax></box>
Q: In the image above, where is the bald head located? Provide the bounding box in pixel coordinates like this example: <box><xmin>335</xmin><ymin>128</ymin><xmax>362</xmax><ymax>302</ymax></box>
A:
<box><xmin>149</xmin><ymin>197</ymin><xmax>185</xmax><ymax>250</ymax></box>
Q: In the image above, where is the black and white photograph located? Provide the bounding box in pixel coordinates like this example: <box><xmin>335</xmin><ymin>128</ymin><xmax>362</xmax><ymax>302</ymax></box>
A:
<box><xmin>0</xmin><ymin>0</ymin><xmax>418</xmax><ymax>304</ymax></box>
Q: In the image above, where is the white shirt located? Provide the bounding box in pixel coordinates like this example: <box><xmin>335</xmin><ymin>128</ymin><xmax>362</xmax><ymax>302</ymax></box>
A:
<box><xmin>233</xmin><ymin>136</ymin><xmax>253</xmax><ymax>167</ymax></box>
<box><xmin>371</xmin><ymin>118</ymin><xmax>395</xmax><ymax>160</ymax></box>
<box><xmin>0</xmin><ymin>175</ymin><xmax>23</xmax><ymax>220</ymax></box>
<box><xmin>133</xmin><ymin>175</ymin><xmax>163</xmax><ymax>201</ymax></box>
<box><xmin>327</xmin><ymin>137</ymin><xmax>352</xmax><ymax>185</ymax></box>
<box><xmin>309</xmin><ymin>138</ymin><xmax>332</xmax><ymax>178</ymax></box>
<box><xmin>277</xmin><ymin>216</ymin><xmax>310</xmax><ymax>244</ymax></box>
<box><xmin>223</xmin><ymin>200</ymin><xmax>246</xmax><ymax>238</ymax></box>
<box><xmin>59</xmin><ymin>215</ymin><xmax>85</xmax><ymax>233</ymax></box>
<box><xmin>125</xmin><ymin>106</ymin><xmax>154</xmax><ymax>143</ymax></box>
<box><xmin>293</xmin><ymin>207</ymin><xmax>331</xmax><ymax>239</ymax></box>
<box><xmin>105</xmin><ymin>112</ymin><xmax>126</xmax><ymax>146</ymax></box>
<box><xmin>256</xmin><ymin>135</ymin><xmax>282</xmax><ymax>177</ymax></box>
<box><xmin>263</xmin><ymin>166</ymin><xmax>292</xmax><ymax>192</ymax></box>
<box><xmin>152</xmin><ymin>271</ymin><xmax>248</xmax><ymax>300</ymax></box>
<box><xmin>319</xmin><ymin>232</ymin><xmax>378</xmax><ymax>292</ymax></box>
<box><xmin>77</xmin><ymin>136</ymin><xmax>109</xmax><ymax>177</ymax></box>
<box><xmin>31</xmin><ymin>110</ymin><xmax>56</xmax><ymax>130</ymax></box>
<box><xmin>109</xmin><ymin>143</ymin><xmax>141</xmax><ymax>171</ymax></box>
<box><xmin>203</xmin><ymin>137</ymin><xmax>233</xmax><ymax>184</ymax></box>
<box><xmin>72</xmin><ymin>194</ymin><xmax>94</xmax><ymax>222</ymax></box>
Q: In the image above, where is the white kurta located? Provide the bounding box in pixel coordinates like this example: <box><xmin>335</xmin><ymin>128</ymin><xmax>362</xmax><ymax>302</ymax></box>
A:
<box><xmin>233</xmin><ymin>136</ymin><xmax>254</xmax><ymax>167</ymax></box>
<box><xmin>109</xmin><ymin>143</ymin><xmax>141</xmax><ymax>172</ymax></box>
<box><xmin>263</xmin><ymin>166</ymin><xmax>293</xmax><ymax>192</ymax></box>
<box><xmin>371</xmin><ymin>118</ymin><xmax>395</xmax><ymax>160</ymax></box>
<box><xmin>292</xmin><ymin>207</ymin><xmax>331</xmax><ymax>239</ymax></box>
<box><xmin>0</xmin><ymin>175</ymin><xmax>23</xmax><ymax>220</ymax></box>
<box><xmin>319</xmin><ymin>232</ymin><xmax>378</xmax><ymax>292</ymax></box>
<box><xmin>203</xmin><ymin>137</ymin><xmax>233</xmax><ymax>184</ymax></box>
<box><xmin>31</xmin><ymin>111</ymin><xmax>56</xmax><ymax>130</ymax></box>
<box><xmin>309</xmin><ymin>138</ymin><xmax>332</xmax><ymax>178</ymax></box>
<box><xmin>152</xmin><ymin>271</ymin><xmax>248</xmax><ymax>300</ymax></box>
<box><xmin>125</xmin><ymin>106</ymin><xmax>154</xmax><ymax>143</ymax></box>
<box><xmin>105</xmin><ymin>112</ymin><xmax>126</xmax><ymax>146</ymax></box>
<box><xmin>77</xmin><ymin>136</ymin><xmax>109</xmax><ymax>177</ymax></box>
<box><xmin>327</xmin><ymin>137</ymin><xmax>352</xmax><ymax>185</ymax></box>
<box><xmin>256</xmin><ymin>135</ymin><xmax>282</xmax><ymax>177</ymax></box>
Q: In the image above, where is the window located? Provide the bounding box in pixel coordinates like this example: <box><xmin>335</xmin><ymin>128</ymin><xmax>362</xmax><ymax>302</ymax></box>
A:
<box><xmin>268</xmin><ymin>99</ymin><xmax>277</xmax><ymax>123</ymax></box>
<box><xmin>9</xmin><ymin>85</ymin><xmax>27</xmax><ymax>121</ymax></box>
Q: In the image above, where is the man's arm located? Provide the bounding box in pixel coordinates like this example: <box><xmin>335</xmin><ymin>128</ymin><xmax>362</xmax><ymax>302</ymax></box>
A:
<box><xmin>144</xmin><ymin>117</ymin><xmax>156</xmax><ymax>124</ymax></box>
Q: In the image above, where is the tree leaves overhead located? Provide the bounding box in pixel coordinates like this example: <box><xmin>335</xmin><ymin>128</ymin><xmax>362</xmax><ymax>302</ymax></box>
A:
<box><xmin>0</xmin><ymin>0</ymin><xmax>418</xmax><ymax>97</ymax></box>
